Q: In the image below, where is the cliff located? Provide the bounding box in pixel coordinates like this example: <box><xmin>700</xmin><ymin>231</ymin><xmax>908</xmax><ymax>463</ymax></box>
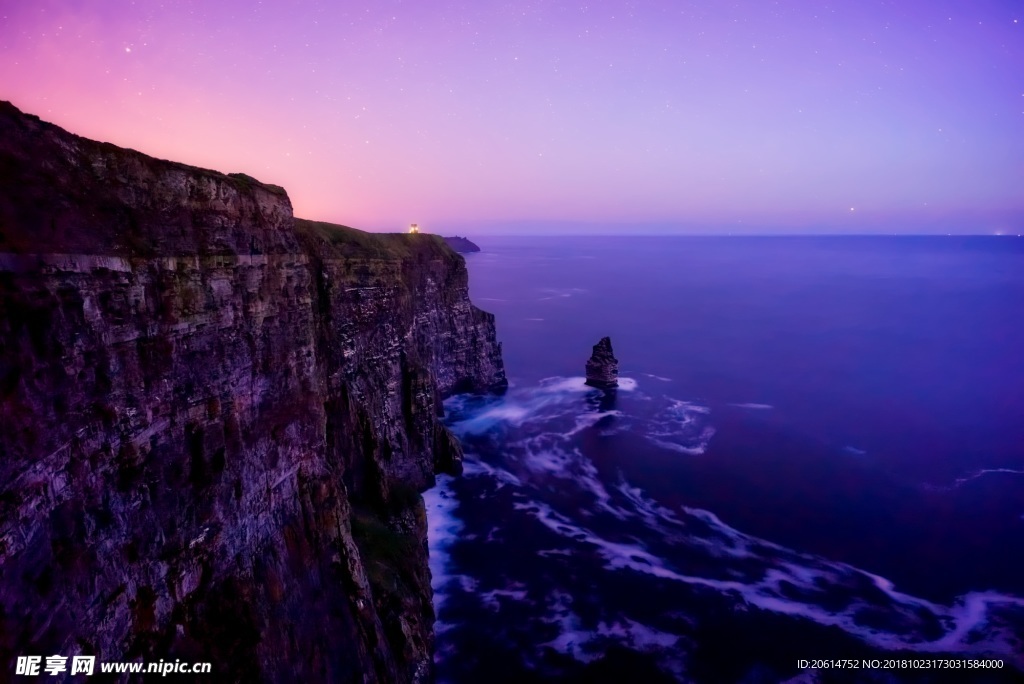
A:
<box><xmin>441</xmin><ymin>236</ymin><xmax>480</xmax><ymax>254</ymax></box>
<box><xmin>0</xmin><ymin>101</ymin><xmax>506</xmax><ymax>682</ymax></box>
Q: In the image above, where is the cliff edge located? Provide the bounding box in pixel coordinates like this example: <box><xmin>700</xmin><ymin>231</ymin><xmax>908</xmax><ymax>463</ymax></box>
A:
<box><xmin>0</xmin><ymin>101</ymin><xmax>505</xmax><ymax>682</ymax></box>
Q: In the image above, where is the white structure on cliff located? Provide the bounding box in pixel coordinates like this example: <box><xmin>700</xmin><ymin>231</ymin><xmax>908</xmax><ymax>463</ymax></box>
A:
<box><xmin>408</xmin><ymin>223</ymin><xmax>420</xmax><ymax>234</ymax></box>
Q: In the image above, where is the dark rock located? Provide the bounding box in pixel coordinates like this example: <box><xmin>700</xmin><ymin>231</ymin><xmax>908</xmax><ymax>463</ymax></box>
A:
<box><xmin>584</xmin><ymin>337</ymin><xmax>619</xmax><ymax>388</ymax></box>
<box><xmin>442</xmin><ymin>236</ymin><xmax>481</xmax><ymax>253</ymax></box>
<box><xmin>0</xmin><ymin>100</ymin><xmax>506</xmax><ymax>683</ymax></box>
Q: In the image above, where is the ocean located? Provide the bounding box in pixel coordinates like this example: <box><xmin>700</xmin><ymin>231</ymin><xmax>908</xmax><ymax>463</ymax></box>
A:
<box><xmin>425</xmin><ymin>235</ymin><xmax>1024</xmax><ymax>683</ymax></box>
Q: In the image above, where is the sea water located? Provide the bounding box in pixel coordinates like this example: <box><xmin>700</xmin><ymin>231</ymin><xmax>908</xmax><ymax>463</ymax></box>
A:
<box><xmin>425</xmin><ymin>235</ymin><xmax>1024</xmax><ymax>683</ymax></box>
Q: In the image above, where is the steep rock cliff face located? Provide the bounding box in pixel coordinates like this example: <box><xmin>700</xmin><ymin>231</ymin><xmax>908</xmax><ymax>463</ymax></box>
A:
<box><xmin>0</xmin><ymin>102</ymin><xmax>505</xmax><ymax>682</ymax></box>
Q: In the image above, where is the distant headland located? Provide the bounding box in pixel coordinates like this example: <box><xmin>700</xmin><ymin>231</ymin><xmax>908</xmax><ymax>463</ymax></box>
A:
<box><xmin>442</xmin><ymin>236</ymin><xmax>481</xmax><ymax>253</ymax></box>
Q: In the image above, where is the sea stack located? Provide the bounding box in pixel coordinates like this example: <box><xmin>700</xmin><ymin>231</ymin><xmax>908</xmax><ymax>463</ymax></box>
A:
<box><xmin>585</xmin><ymin>337</ymin><xmax>619</xmax><ymax>388</ymax></box>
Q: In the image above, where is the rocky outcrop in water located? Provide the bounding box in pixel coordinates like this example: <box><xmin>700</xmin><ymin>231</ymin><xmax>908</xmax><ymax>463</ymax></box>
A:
<box><xmin>584</xmin><ymin>337</ymin><xmax>619</xmax><ymax>389</ymax></box>
<box><xmin>441</xmin><ymin>236</ymin><xmax>480</xmax><ymax>253</ymax></box>
<box><xmin>0</xmin><ymin>101</ymin><xmax>505</xmax><ymax>682</ymax></box>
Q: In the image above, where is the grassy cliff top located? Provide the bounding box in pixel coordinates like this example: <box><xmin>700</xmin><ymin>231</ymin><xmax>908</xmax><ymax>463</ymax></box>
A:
<box><xmin>294</xmin><ymin>219</ymin><xmax>456</xmax><ymax>262</ymax></box>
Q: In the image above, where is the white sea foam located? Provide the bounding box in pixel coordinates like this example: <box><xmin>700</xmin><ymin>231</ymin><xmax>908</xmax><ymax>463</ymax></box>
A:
<box><xmin>648</xmin><ymin>439</ymin><xmax>709</xmax><ymax>455</ymax></box>
<box><xmin>461</xmin><ymin>458</ymin><xmax>523</xmax><ymax>488</ymax></box>
<box><xmin>454</xmin><ymin>380</ymin><xmax>716</xmax><ymax>522</ymax></box>
<box><xmin>953</xmin><ymin>468</ymin><xmax>1024</xmax><ymax>488</ymax></box>
<box><xmin>539</xmin><ymin>591</ymin><xmax>594</xmax><ymax>661</ymax></box>
<box><xmin>449</xmin><ymin>377</ymin><xmax>637</xmax><ymax>436</ymax></box>
<box><xmin>435</xmin><ymin>376</ymin><xmax>1024</xmax><ymax>670</ymax></box>
<box><xmin>537</xmin><ymin>287</ymin><xmax>587</xmax><ymax>300</ymax></box>
<box><xmin>534</xmin><ymin>586</ymin><xmax>687</xmax><ymax>677</ymax></box>
<box><xmin>925</xmin><ymin>467</ymin><xmax>1024</xmax><ymax>492</ymax></box>
<box><xmin>541</xmin><ymin>611</ymin><xmax>682</xmax><ymax>665</ymax></box>
<box><xmin>451</xmin><ymin>400</ymin><xmax>537</xmax><ymax>432</ymax></box>
<box><xmin>511</xmin><ymin>488</ymin><xmax>1024</xmax><ymax>662</ymax></box>
<box><xmin>644</xmin><ymin>398</ymin><xmax>716</xmax><ymax>456</ymax></box>
<box><xmin>648</xmin><ymin>428</ymin><xmax>716</xmax><ymax>456</ymax></box>
<box><xmin>535</xmin><ymin>375</ymin><xmax>636</xmax><ymax>392</ymax></box>
<box><xmin>508</xmin><ymin>439</ymin><xmax>629</xmax><ymax>520</ymax></box>
<box><xmin>643</xmin><ymin>373</ymin><xmax>673</xmax><ymax>382</ymax></box>
<box><xmin>617</xmin><ymin>482</ymin><xmax>687</xmax><ymax>532</ymax></box>
<box><xmin>423</xmin><ymin>478</ymin><xmax>458</xmax><ymax>595</ymax></box>
<box><xmin>424</xmin><ymin>474</ymin><xmax>475</xmax><ymax>634</ymax></box>
<box><xmin>477</xmin><ymin>404</ymin><xmax>532</xmax><ymax>424</ymax></box>
<box><xmin>480</xmin><ymin>584</ymin><xmax>531</xmax><ymax>612</ymax></box>
<box><xmin>536</xmin><ymin>376</ymin><xmax>597</xmax><ymax>393</ymax></box>
<box><xmin>617</xmin><ymin>377</ymin><xmax>638</xmax><ymax>391</ymax></box>
<box><xmin>566</xmin><ymin>410</ymin><xmax>623</xmax><ymax>437</ymax></box>
<box><xmin>595</xmin><ymin>618</ymin><xmax>681</xmax><ymax>651</ymax></box>
<box><xmin>667</xmin><ymin>399</ymin><xmax>711</xmax><ymax>414</ymax></box>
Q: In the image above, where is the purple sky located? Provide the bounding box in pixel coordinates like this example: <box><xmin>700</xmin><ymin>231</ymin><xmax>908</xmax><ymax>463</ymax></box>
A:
<box><xmin>2</xmin><ymin>1</ymin><xmax>1022</xmax><ymax>234</ymax></box>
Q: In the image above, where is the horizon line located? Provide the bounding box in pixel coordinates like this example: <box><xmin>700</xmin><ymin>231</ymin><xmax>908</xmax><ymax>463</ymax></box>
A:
<box><xmin>397</xmin><ymin>231</ymin><xmax>1024</xmax><ymax>238</ymax></box>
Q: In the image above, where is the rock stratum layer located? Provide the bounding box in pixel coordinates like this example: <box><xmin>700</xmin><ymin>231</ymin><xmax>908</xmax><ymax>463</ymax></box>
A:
<box><xmin>0</xmin><ymin>102</ymin><xmax>506</xmax><ymax>682</ymax></box>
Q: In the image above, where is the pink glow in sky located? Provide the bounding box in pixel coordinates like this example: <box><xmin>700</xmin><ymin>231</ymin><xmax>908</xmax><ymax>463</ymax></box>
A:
<box><xmin>1</xmin><ymin>1</ymin><xmax>1022</xmax><ymax>234</ymax></box>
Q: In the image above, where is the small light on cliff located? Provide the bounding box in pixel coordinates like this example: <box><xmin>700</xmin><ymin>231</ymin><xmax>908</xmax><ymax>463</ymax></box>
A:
<box><xmin>409</xmin><ymin>223</ymin><xmax>420</xmax><ymax>234</ymax></box>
